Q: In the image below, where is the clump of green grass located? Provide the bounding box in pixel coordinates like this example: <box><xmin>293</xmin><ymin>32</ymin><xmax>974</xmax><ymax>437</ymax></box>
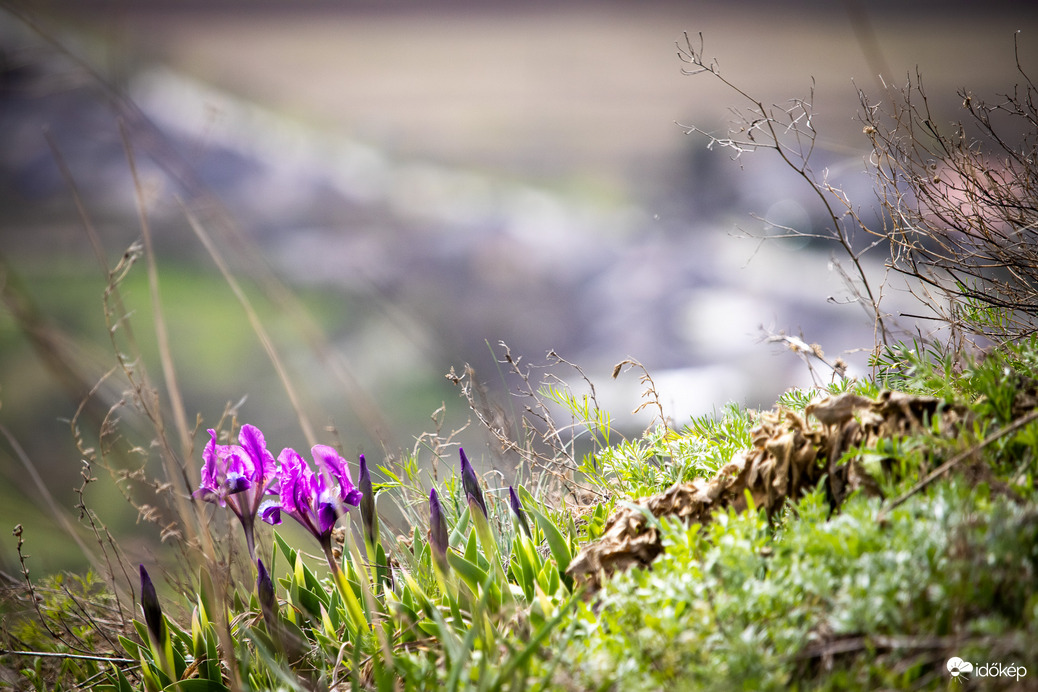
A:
<box><xmin>547</xmin><ymin>336</ymin><xmax>1038</xmax><ymax>690</ymax></box>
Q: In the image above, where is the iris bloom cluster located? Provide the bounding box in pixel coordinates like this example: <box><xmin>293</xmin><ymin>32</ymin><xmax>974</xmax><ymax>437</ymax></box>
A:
<box><xmin>196</xmin><ymin>430</ymin><xmax>503</xmax><ymax>610</ymax></box>
<box><xmin>193</xmin><ymin>425</ymin><xmax>362</xmax><ymax>567</ymax></box>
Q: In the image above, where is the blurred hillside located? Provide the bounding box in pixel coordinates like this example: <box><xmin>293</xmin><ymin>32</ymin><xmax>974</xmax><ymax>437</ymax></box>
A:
<box><xmin>0</xmin><ymin>1</ymin><xmax>1035</xmax><ymax>572</ymax></box>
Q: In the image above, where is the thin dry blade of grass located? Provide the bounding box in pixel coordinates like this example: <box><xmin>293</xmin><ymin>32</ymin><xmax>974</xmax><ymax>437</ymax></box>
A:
<box><xmin>1</xmin><ymin>426</ymin><xmax>98</xmax><ymax>575</ymax></box>
<box><xmin>112</xmin><ymin>135</ymin><xmax>247</xmax><ymax>692</ymax></box>
<box><xmin>120</xmin><ymin>123</ymin><xmax>193</xmax><ymax>462</ymax></box>
<box><xmin>180</xmin><ymin>200</ymin><xmax>318</xmax><ymax>448</ymax></box>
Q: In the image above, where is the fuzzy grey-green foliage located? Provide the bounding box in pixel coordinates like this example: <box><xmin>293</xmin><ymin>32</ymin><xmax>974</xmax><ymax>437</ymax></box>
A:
<box><xmin>560</xmin><ymin>483</ymin><xmax>1038</xmax><ymax>691</ymax></box>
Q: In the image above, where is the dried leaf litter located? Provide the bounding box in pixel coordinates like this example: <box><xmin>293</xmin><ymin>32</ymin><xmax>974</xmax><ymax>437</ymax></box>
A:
<box><xmin>566</xmin><ymin>391</ymin><xmax>972</xmax><ymax>592</ymax></box>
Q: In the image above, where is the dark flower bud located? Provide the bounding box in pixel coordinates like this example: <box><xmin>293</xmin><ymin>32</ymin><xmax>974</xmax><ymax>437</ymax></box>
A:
<box><xmin>459</xmin><ymin>448</ymin><xmax>488</xmax><ymax>518</ymax></box>
<box><xmin>358</xmin><ymin>454</ymin><xmax>378</xmax><ymax>548</ymax></box>
<box><xmin>139</xmin><ymin>564</ymin><xmax>165</xmax><ymax>649</ymax></box>
<box><xmin>509</xmin><ymin>486</ymin><xmax>532</xmax><ymax>538</ymax></box>
<box><xmin>428</xmin><ymin>488</ymin><xmax>449</xmax><ymax>571</ymax></box>
<box><xmin>256</xmin><ymin>559</ymin><xmax>277</xmax><ymax>626</ymax></box>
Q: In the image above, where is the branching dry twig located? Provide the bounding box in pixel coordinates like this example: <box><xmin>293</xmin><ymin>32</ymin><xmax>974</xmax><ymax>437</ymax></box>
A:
<box><xmin>762</xmin><ymin>330</ymin><xmax>849</xmax><ymax>385</ymax></box>
<box><xmin>611</xmin><ymin>357</ymin><xmax>668</xmax><ymax>433</ymax></box>
<box><xmin>878</xmin><ymin>406</ymin><xmax>1038</xmax><ymax>521</ymax></box>
<box><xmin>448</xmin><ymin>343</ymin><xmax>609</xmax><ymax>507</ymax></box>
<box><xmin>861</xmin><ymin>32</ymin><xmax>1038</xmax><ymax>345</ymax></box>
<box><xmin>677</xmin><ymin>32</ymin><xmax>892</xmax><ymax>346</ymax></box>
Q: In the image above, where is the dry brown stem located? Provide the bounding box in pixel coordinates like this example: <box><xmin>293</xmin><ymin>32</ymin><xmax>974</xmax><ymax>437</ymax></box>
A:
<box><xmin>677</xmin><ymin>32</ymin><xmax>892</xmax><ymax>346</ymax></box>
<box><xmin>862</xmin><ymin>34</ymin><xmax>1038</xmax><ymax>344</ymax></box>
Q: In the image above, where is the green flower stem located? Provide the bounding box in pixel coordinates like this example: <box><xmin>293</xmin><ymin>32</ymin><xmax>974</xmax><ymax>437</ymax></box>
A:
<box><xmin>242</xmin><ymin>513</ymin><xmax>257</xmax><ymax>564</ymax></box>
<box><xmin>342</xmin><ymin>528</ymin><xmax>397</xmax><ymax>671</ymax></box>
<box><xmin>320</xmin><ymin>536</ymin><xmax>367</xmax><ymax>639</ymax></box>
<box><xmin>468</xmin><ymin>497</ymin><xmax>515</xmax><ymax>608</ymax></box>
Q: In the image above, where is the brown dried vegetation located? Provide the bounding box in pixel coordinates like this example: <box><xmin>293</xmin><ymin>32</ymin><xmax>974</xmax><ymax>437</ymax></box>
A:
<box><xmin>567</xmin><ymin>390</ymin><xmax>972</xmax><ymax>591</ymax></box>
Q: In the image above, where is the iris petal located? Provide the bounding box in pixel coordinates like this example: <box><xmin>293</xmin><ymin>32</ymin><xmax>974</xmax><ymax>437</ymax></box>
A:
<box><xmin>313</xmin><ymin>444</ymin><xmax>362</xmax><ymax>507</ymax></box>
<box><xmin>192</xmin><ymin>486</ymin><xmax>223</xmax><ymax>506</ymax></box>
<box><xmin>316</xmin><ymin>501</ymin><xmax>339</xmax><ymax>535</ymax></box>
<box><xmin>260</xmin><ymin>444</ymin><xmax>363</xmax><ymax>545</ymax></box>
<box><xmin>199</xmin><ymin>430</ymin><xmax>220</xmax><ymax>492</ymax></box>
<box><xmin>225</xmin><ymin>472</ymin><xmax>252</xmax><ymax>495</ymax></box>
<box><xmin>239</xmin><ymin>424</ymin><xmax>275</xmax><ymax>483</ymax></box>
<box><xmin>260</xmin><ymin>501</ymin><xmax>282</xmax><ymax>525</ymax></box>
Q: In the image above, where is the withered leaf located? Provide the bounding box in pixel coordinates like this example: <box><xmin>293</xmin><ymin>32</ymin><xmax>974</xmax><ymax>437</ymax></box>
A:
<box><xmin>567</xmin><ymin>390</ymin><xmax>972</xmax><ymax>593</ymax></box>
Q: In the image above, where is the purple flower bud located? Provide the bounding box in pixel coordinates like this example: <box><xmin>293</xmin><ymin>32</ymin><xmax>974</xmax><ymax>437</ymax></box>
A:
<box><xmin>509</xmin><ymin>486</ymin><xmax>532</xmax><ymax>538</ymax></box>
<box><xmin>358</xmin><ymin>454</ymin><xmax>378</xmax><ymax>548</ymax></box>
<box><xmin>459</xmin><ymin>448</ymin><xmax>488</xmax><ymax>518</ymax></box>
<box><xmin>428</xmin><ymin>488</ymin><xmax>449</xmax><ymax>570</ymax></box>
<box><xmin>139</xmin><ymin>565</ymin><xmax>165</xmax><ymax>649</ymax></box>
<box><xmin>256</xmin><ymin>559</ymin><xmax>276</xmax><ymax>624</ymax></box>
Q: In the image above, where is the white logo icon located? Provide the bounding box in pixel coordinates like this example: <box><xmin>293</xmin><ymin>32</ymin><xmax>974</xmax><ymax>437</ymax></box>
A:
<box><xmin>947</xmin><ymin>657</ymin><xmax>974</xmax><ymax>681</ymax></box>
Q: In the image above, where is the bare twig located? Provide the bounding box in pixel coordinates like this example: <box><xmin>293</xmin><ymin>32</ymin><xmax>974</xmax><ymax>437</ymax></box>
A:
<box><xmin>762</xmin><ymin>331</ymin><xmax>849</xmax><ymax>384</ymax></box>
<box><xmin>0</xmin><ymin>648</ymin><xmax>135</xmax><ymax>664</ymax></box>
<box><xmin>611</xmin><ymin>357</ymin><xmax>668</xmax><ymax>433</ymax></box>
<box><xmin>676</xmin><ymin>32</ymin><xmax>891</xmax><ymax>346</ymax></box>
<box><xmin>861</xmin><ymin>47</ymin><xmax>1038</xmax><ymax>344</ymax></box>
<box><xmin>878</xmin><ymin>406</ymin><xmax>1038</xmax><ymax>521</ymax></box>
<box><xmin>0</xmin><ymin>426</ymin><xmax>114</xmax><ymax>593</ymax></box>
<box><xmin>448</xmin><ymin>344</ymin><xmax>608</xmax><ymax>507</ymax></box>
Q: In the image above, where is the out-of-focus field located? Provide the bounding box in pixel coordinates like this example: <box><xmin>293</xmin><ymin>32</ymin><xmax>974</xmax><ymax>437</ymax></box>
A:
<box><xmin>112</xmin><ymin>2</ymin><xmax>1036</xmax><ymax>184</ymax></box>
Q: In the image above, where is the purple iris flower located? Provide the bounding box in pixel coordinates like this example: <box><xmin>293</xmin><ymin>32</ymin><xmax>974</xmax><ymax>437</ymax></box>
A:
<box><xmin>193</xmin><ymin>424</ymin><xmax>276</xmax><ymax>561</ymax></box>
<box><xmin>260</xmin><ymin>444</ymin><xmax>362</xmax><ymax>552</ymax></box>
